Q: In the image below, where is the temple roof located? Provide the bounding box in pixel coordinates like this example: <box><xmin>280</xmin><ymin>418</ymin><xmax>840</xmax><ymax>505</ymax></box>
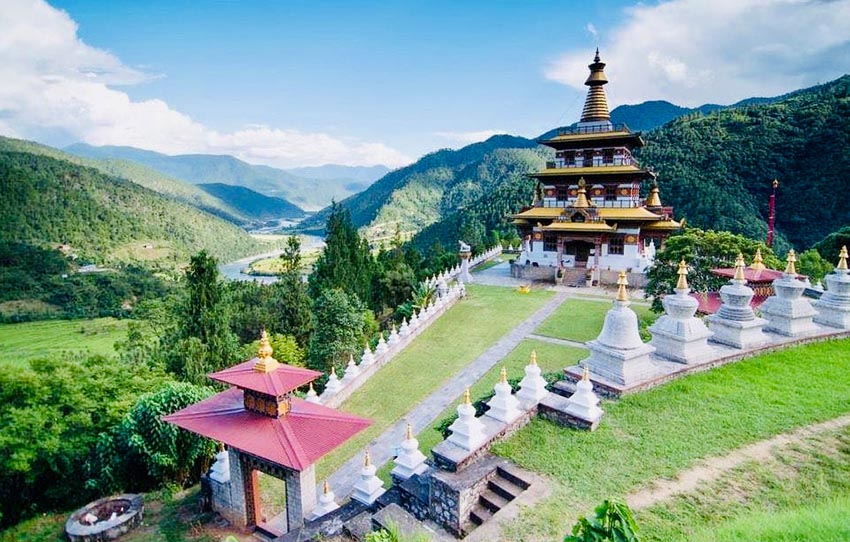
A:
<box><xmin>513</xmin><ymin>207</ymin><xmax>565</xmax><ymax>220</ymax></box>
<box><xmin>541</xmin><ymin>222</ymin><xmax>616</xmax><ymax>232</ymax></box>
<box><xmin>712</xmin><ymin>267</ymin><xmax>787</xmax><ymax>283</ymax></box>
<box><xmin>597</xmin><ymin>207</ymin><xmax>663</xmax><ymax>220</ymax></box>
<box><xmin>641</xmin><ymin>219</ymin><xmax>683</xmax><ymax>230</ymax></box>
<box><xmin>513</xmin><ymin>206</ymin><xmax>668</xmax><ymax>223</ymax></box>
<box><xmin>163</xmin><ymin>388</ymin><xmax>370</xmax><ymax>471</ymax></box>
<box><xmin>210</xmin><ymin>359</ymin><xmax>322</xmax><ymax>397</ymax></box>
<box><xmin>532</xmin><ymin>165</ymin><xmax>651</xmax><ymax>178</ymax></box>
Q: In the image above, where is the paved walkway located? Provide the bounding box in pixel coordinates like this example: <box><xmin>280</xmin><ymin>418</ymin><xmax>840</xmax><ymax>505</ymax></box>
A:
<box><xmin>325</xmin><ymin>290</ymin><xmax>571</xmax><ymax>498</ymax></box>
<box><xmin>526</xmin><ymin>333</ymin><xmax>587</xmax><ymax>350</ymax></box>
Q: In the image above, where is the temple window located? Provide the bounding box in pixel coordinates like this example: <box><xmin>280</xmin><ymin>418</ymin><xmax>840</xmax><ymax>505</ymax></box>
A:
<box><xmin>543</xmin><ymin>235</ymin><xmax>557</xmax><ymax>252</ymax></box>
<box><xmin>605</xmin><ymin>185</ymin><xmax>617</xmax><ymax>201</ymax></box>
<box><xmin>603</xmin><ymin>149</ymin><xmax>614</xmax><ymax>164</ymax></box>
<box><xmin>608</xmin><ymin>237</ymin><xmax>624</xmax><ymax>255</ymax></box>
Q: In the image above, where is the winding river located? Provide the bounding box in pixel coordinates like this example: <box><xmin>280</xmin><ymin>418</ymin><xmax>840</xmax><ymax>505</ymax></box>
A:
<box><xmin>219</xmin><ymin>234</ymin><xmax>324</xmax><ymax>284</ymax></box>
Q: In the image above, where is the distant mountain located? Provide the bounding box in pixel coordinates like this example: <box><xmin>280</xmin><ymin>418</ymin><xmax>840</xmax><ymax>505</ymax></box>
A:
<box><xmin>285</xmin><ymin>164</ymin><xmax>390</xmax><ymax>184</ymax></box>
<box><xmin>63</xmin><ymin>143</ymin><xmax>384</xmax><ymax>211</ymax></box>
<box><xmin>198</xmin><ymin>183</ymin><xmax>304</xmax><ymax>220</ymax></box>
<box><xmin>608</xmin><ymin>101</ymin><xmax>723</xmax><ymax>132</ymax></box>
<box><xmin>300</xmin><ymin>135</ymin><xmax>542</xmax><ymax>242</ymax></box>
<box><xmin>0</xmin><ymin>137</ymin><xmax>268</xmax><ymax>266</ymax></box>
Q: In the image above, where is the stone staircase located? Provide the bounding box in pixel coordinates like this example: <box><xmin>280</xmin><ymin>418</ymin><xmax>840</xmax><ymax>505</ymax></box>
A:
<box><xmin>556</xmin><ymin>267</ymin><xmax>588</xmax><ymax>287</ymax></box>
<box><xmin>468</xmin><ymin>465</ymin><xmax>531</xmax><ymax>528</ymax></box>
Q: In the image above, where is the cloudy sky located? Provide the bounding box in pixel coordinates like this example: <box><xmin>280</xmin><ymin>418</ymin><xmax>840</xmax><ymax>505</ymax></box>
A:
<box><xmin>1</xmin><ymin>0</ymin><xmax>849</xmax><ymax>168</ymax></box>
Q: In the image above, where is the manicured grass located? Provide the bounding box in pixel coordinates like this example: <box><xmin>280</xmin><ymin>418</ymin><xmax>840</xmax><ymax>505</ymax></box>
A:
<box><xmin>534</xmin><ymin>298</ymin><xmax>656</xmax><ymax>342</ymax></box>
<box><xmin>639</xmin><ymin>425</ymin><xmax>850</xmax><ymax>542</ymax></box>
<box><xmin>0</xmin><ymin>317</ymin><xmax>129</xmax><ymax>365</ymax></box>
<box><xmin>491</xmin><ymin>338</ymin><xmax>850</xmax><ymax>542</ymax></box>
<box><xmin>315</xmin><ymin>284</ymin><xmax>555</xmax><ymax>481</ymax></box>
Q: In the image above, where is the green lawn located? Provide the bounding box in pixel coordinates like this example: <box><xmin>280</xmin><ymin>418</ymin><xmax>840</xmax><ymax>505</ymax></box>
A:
<box><xmin>491</xmin><ymin>338</ymin><xmax>850</xmax><ymax>542</ymax></box>
<box><xmin>0</xmin><ymin>318</ymin><xmax>129</xmax><ymax>366</ymax></box>
<box><xmin>639</xmin><ymin>425</ymin><xmax>850</xmax><ymax>542</ymax></box>
<box><xmin>534</xmin><ymin>298</ymin><xmax>656</xmax><ymax>342</ymax></box>
<box><xmin>315</xmin><ymin>284</ymin><xmax>555</xmax><ymax>481</ymax></box>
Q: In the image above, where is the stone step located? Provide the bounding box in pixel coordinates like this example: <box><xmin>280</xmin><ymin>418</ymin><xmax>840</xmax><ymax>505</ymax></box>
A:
<box><xmin>488</xmin><ymin>477</ymin><xmax>524</xmax><ymax>502</ymax></box>
<box><xmin>469</xmin><ymin>503</ymin><xmax>493</xmax><ymax>526</ymax></box>
<box><xmin>496</xmin><ymin>465</ymin><xmax>532</xmax><ymax>490</ymax></box>
<box><xmin>478</xmin><ymin>488</ymin><xmax>509</xmax><ymax>513</ymax></box>
<box><xmin>551</xmin><ymin>379</ymin><xmax>577</xmax><ymax>398</ymax></box>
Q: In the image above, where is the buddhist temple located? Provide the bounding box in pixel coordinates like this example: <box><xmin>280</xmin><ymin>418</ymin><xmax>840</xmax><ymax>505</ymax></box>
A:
<box><xmin>511</xmin><ymin>50</ymin><xmax>681</xmax><ymax>285</ymax></box>
<box><xmin>164</xmin><ymin>331</ymin><xmax>370</xmax><ymax>536</ymax></box>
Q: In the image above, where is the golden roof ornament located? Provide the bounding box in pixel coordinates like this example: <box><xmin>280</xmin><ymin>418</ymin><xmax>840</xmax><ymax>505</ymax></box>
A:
<box><xmin>732</xmin><ymin>253</ymin><xmax>747</xmax><ymax>282</ymax></box>
<box><xmin>676</xmin><ymin>259</ymin><xmax>689</xmax><ymax>290</ymax></box>
<box><xmin>330</xmin><ymin>366</ymin><xmax>337</xmax><ymax>378</ymax></box>
<box><xmin>838</xmin><ymin>245</ymin><xmax>848</xmax><ymax>271</ymax></box>
<box><xmin>364</xmin><ymin>450</ymin><xmax>371</xmax><ymax>467</ymax></box>
<box><xmin>463</xmin><ymin>387</ymin><xmax>471</xmax><ymax>405</ymax></box>
<box><xmin>750</xmin><ymin>248</ymin><xmax>766</xmax><ymax>271</ymax></box>
<box><xmin>580</xmin><ymin>49</ymin><xmax>611</xmax><ymax>123</ymax></box>
<box><xmin>323</xmin><ymin>480</ymin><xmax>330</xmax><ymax>495</ymax></box>
<box><xmin>500</xmin><ymin>366</ymin><xmax>508</xmax><ymax>384</ymax></box>
<box><xmin>530</xmin><ymin>350</ymin><xmax>538</xmax><ymax>366</ymax></box>
<box><xmin>574</xmin><ymin>177</ymin><xmax>592</xmax><ymax>208</ymax></box>
<box><xmin>646</xmin><ymin>180</ymin><xmax>663</xmax><ymax>208</ymax></box>
<box><xmin>784</xmin><ymin>249</ymin><xmax>797</xmax><ymax>276</ymax></box>
<box><xmin>616</xmin><ymin>270</ymin><xmax>629</xmax><ymax>302</ymax></box>
<box><xmin>582</xmin><ymin>365</ymin><xmax>590</xmax><ymax>382</ymax></box>
<box><xmin>254</xmin><ymin>330</ymin><xmax>280</xmax><ymax>373</ymax></box>
<box><xmin>405</xmin><ymin>423</ymin><xmax>413</xmax><ymax>441</ymax></box>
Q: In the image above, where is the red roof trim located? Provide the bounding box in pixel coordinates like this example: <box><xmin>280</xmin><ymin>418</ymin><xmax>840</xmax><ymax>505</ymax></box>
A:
<box><xmin>209</xmin><ymin>359</ymin><xmax>322</xmax><ymax>396</ymax></box>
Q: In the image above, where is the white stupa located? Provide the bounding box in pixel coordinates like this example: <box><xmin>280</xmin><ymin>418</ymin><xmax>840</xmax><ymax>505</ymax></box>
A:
<box><xmin>814</xmin><ymin>246</ymin><xmax>850</xmax><ymax>329</ymax></box>
<box><xmin>485</xmin><ymin>367</ymin><xmax>523</xmax><ymax>424</ymax></box>
<box><xmin>351</xmin><ymin>451</ymin><xmax>386</xmax><ymax>505</ymax></box>
<box><xmin>760</xmin><ymin>250</ymin><xmax>818</xmax><ymax>336</ymax></box>
<box><xmin>447</xmin><ymin>388</ymin><xmax>487</xmax><ymax>451</ymax></box>
<box><xmin>308</xmin><ymin>480</ymin><xmax>340</xmax><ymax>520</ymax></box>
<box><xmin>391</xmin><ymin>423</ymin><xmax>428</xmax><ymax>481</ymax></box>
<box><xmin>515</xmin><ymin>351</ymin><xmax>549</xmax><ymax>404</ymax></box>
<box><xmin>564</xmin><ymin>366</ymin><xmax>604</xmax><ymax>428</ymax></box>
<box><xmin>706</xmin><ymin>253</ymin><xmax>769</xmax><ymax>349</ymax></box>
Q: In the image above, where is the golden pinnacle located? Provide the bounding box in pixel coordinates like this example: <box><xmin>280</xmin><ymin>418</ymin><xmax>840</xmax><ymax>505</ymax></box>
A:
<box><xmin>838</xmin><ymin>246</ymin><xmax>848</xmax><ymax>271</ymax></box>
<box><xmin>405</xmin><ymin>423</ymin><xmax>413</xmax><ymax>441</ymax></box>
<box><xmin>309</xmin><ymin>382</ymin><xmax>315</xmax><ymax>394</ymax></box>
<box><xmin>616</xmin><ymin>270</ymin><xmax>629</xmax><ymax>302</ymax></box>
<box><xmin>676</xmin><ymin>259</ymin><xmax>689</xmax><ymax>290</ymax></box>
<box><xmin>323</xmin><ymin>480</ymin><xmax>330</xmax><ymax>494</ymax></box>
<box><xmin>330</xmin><ymin>366</ymin><xmax>337</xmax><ymax>378</ymax></box>
<box><xmin>785</xmin><ymin>249</ymin><xmax>797</xmax><ymax>276</ymax></box>
<box><xmin>463</xmin><ymin>387</ymin><xmax>471</xmax><ymax>405</ymax></box>
<box><xmin>500</xmin><ymin>366</ymin><xmax>508</xmax><ymax>384</ymax></box>
<box><xmin>582</xmin><ymin>365</ymin><xmax>590</xmax><ymax>381</ymax></box>
<box><xmin>733</xmin><ymin>253</ymin><xmax>746</xmax><ymax>281</ymax></box>
<box><xmin>258</xmin><ymin>329</ymin><xmax>273</xmax><ymax>360</ymax></box>
<box><xmin>750</xmin><ymin>248</ymin><xmax>766</xmax><ymax>271</ymax></box>
<box><xmin>364</xmin><ymin>450</ymin><xmax>371</xmax><ymax>467</ymax></box>
<box><xmin>530</xmin><ymin>350</ymin><xmax>538</xmax><ymax>366</ymax></box>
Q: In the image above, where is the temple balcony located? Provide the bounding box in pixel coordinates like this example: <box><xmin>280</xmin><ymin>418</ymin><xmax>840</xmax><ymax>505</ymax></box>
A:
<box><xmin>543</xmin><ymin>198</ymin><xmax>640</xmax><ymax>209</ymax></box>
<box><xmin>546</xmin><ymin>156</ymin><xmax>634</xmax><ymax>169</ymax></box>
<box><xmin>555</xmin><ymin>122</ymin><xmax>631</xmax><ymax>136</ymax></box>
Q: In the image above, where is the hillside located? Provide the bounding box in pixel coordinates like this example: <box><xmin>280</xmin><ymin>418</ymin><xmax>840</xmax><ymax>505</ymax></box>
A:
<box><xmin>301</xmin><ymin>135</ymin><xmax>541</xmax><ymax>242</ymax></box>
<box><xmin>0</xmin><ymin>137</ymin><xmax>248</xmax><ymax>224</ymax></box>
<box><xmin>64</xmin><ymin>143</ymin><xmax>382</xmax><ymax>211</ymax></box>
<box><xmin>0</xmin><ymin>145</ymin><xmax>268</xmax><ymax>266</ymax></box>
<box><xmin>198</xmin><ymin>183</ymin><xmax>304</xmax><ymax>220</ymax></box>
<box><xmin>639</xmin><ymin>75</ymin><xmax>850</xmax><ymax>248</ymax></box>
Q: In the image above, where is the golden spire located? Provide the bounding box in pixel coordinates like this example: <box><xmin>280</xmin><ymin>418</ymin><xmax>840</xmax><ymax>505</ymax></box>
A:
<box><xmin>750</xmin><ymin>248</ymin><xmax>766</xmax><ymax>271</ymax></box>
<box><xmin>676</xmin><ymin>259</ymin><xmax>689</xmax><ymax>290</ymax></box>
<box><xmin>254</xmin><ymin>330</ymin><xmax>280</xmax><ymax>373</ymax></box>
<box><xmin>582</xmin><ymin>365</ymin><xmax>590</xmax><ymax>382</ymax></box>
<box><xmin>405</xmin><ymin>423</ymin><xmax>413</xmax><ymax>441</ymax></box>
<box><xmin>646</xmin><ymin>180</ymin><xmax>663</xmax><ymax>207</ymax></box>
<box><xmin>580</xmin><ymin>49</ymin><xmax>611</xmax><ymax>123</ymax></box>
<box><xmin>530</xmin><ymin>350</ymin><xmax>538</xmax><ymax>366</ymax></box>
<box><xmin>574</xmin><ymin>177</ymin><xmax>592</xmax><ymax>208</ymax></box>
<box><xmin>784</xmin><ymin>249</ymin><xmax>797</xmax><ymax>275</ymax></box>
<box><xmin>463</xmin><ymin>387</ymin><xmax>471</xmax><ymax>405</ymax></box>
<box><xmin>330</xmin><ymin>366</ymin><xmax>337</xmax><ymax>378</ymax></box>
<box><xmin>364</xmin><ymin>450</ymin><xmax>371</xmax><ymax>467</ymax></box>
<box><xmin>733</xmin><ymin>253</ymin><xmax>746</xmax><ymax>281</ymax></box>
<box><xmin>500</xmin><ymin>366</ymin><xmax>508</xmax><ymax>384</ymax></box>
<box><xmin>323</xmin><ymin>480</ymin><xmax>330</xmax><ymax>495</ymax></box>
<box><xmin>839</xmin><ymin>245</ymin><xmax>848</xmax><ymax>271</ymax></box>
<box><xmin>616</xmin><ymin>270</ymin><xmax>629</xmax><ymax>302</ymax></box>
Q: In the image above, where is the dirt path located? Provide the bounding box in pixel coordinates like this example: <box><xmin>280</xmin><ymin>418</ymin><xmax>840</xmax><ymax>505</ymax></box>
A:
<box><xmin>626</xmin><ymin>413</ymin><xmax>850</xmax><ymax>510</ymax></box>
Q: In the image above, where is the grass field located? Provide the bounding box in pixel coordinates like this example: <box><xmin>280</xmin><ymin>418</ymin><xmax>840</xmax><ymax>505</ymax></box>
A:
<box><xmin>639</xmin><ymin>424</ymin><xmax>850</xmax><ymax>542</ymax></box>
<box><xmin>314</xmin><ymin>284</ymin><xmax>555</xmax><ymax>481</ymax></box>
<box><xmin>491</xmin><ymin>338</ymin><xmax>850</xmax><ymax>542</ymax></box>
<box><xmin>534</xmin><ymin>297</ymin><xmax>656</xmax><ymax>342</ymax></box>
<box><xmin>0</xmin><ymin>317</ymin><xmax>129</xmax><ymax>365</ymax></box>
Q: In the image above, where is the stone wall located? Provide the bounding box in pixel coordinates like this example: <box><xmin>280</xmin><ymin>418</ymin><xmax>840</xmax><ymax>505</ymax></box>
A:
<box><xmin>511</xmin><ymin>262</ymin><xmax>557</xmax><ymax>281</ymax></box>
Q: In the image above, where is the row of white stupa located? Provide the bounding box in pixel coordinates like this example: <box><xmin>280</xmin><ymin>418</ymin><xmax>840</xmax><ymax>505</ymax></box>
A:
<box><xmin>582</xmin><ymin>246</ymin><xmax>850</xmax><ymax>387</ymax></box>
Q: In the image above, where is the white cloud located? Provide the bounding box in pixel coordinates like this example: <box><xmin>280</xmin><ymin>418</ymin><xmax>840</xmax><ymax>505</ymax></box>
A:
<box><xmin>0</xmin><ymin>0</ymin><xmax>411</xmax><ymax>168</ymax></box>
<box><xmin>546</xmin><ymin>0</ymin><xmax>850</xmax><ymax>107</ymax></box>
<box><xmin>586</xmin><ymin>22</ymin><xmax>598</xmax><ymax>38</ymax></box>
<box><xmin>434</xmin><ymin>129</ymin><xmax>507</xmax><ymax>145</ymax></box>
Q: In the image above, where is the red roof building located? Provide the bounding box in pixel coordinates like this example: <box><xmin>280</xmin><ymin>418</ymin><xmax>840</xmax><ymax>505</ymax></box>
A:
<box><xmin>164</xmin><ymin>331</ymin><xmax>370</xmax><ymax>534</ymax></box>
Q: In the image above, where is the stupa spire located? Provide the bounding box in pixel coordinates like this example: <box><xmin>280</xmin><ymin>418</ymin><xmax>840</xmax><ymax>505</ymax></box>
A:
<box><xmin>676</xmin><ymin>259</ymin><xmax>689</xmax><ymax>290</ymax></box>
<box><xmin>784</xmin><ymin>249</ymin><xmax>797</xmax><ymax>276</ymax></box>
<box><xmin>254</xmin><ymin>330</ymin><xmax>280</xmax><ymax>373</ymax></box>
<box><xmin>750</xmin><ymin>248</ymin><xmax>766</xmax><ymax>272</ymax></box>
<box><xmin>580</xmin><ymin>49</ymin><xmax>611</xmax><ymax>123</ymax></box>
<box><xmin>616</xmin><ymin>271</ymin><xmax>629</xmax><ymax>302</ymax></box>
<box><xmin>838</xmin><ymin>246</ymin><xmax>848</xmax><ymax>271</ymax></box>
<box><xmin>733</xmin><ymin>253</ymin><xmax>746</xmax><ymax>282</ymax></box>
<box><xmin>574</xmin><ymin>178</ymin><xmax>593</xmax><ymax>208</ymax></box>
<box><xmin>646</xmin><ymin>180</ymin><xmax>663</xmax><ymax>207</ymax></box>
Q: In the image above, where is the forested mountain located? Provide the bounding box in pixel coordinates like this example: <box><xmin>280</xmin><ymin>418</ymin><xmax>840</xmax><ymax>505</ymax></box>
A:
<box><xmin>300</xmin><ymin>135</ymin><xmax>542</xmax><ymax>242</ymax></box>
<box><xmin>0</xmin><ymin>137</ymin><xmax>248</xmax><ymax>224</ymax></box>
<box><xmin>639</xmin><ymin>75</ymin><xmax>850</xmax><ymax>248</ymax></box>
<box><xmin>198</xmin><ymin>183</ymin><xmax>305</xmax><ymax>220</ymax></box>
<box><xmin>609</xmin><ymin>101</ymin><xmax>724</xmax><ymax>132</ymax></box>
<box><xmin>64</xmin><ymin>143</ymin><xmax>382</xmax><ymax>211</ymax></box>
<box><xmin>0</xmin><ymin>145</ymin><xmax>268</xmax><ymax>266</ymax></box>
<box><xmin>285</xmin><ymin>164</ymin><xmax>390</xmax><ymax>192</ymax></box>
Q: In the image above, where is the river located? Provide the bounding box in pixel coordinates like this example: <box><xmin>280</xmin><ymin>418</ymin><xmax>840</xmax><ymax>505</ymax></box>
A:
<box><xmin>219</xmin><ymin>234</ymin><xmax>324</xmax><ymax>284</ymax></box>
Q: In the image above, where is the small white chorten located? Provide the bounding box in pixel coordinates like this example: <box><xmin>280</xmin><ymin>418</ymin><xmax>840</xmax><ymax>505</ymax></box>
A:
<box><xmin>516</xmin><ymin>351</ymin><xmax>549</xmax><ymax>404</ymax></box>
<box><xmin>564</xmin><ymin>366</ymin><xmax>604</xmax><ymax>428</ymax></box>
<box><xmin>308</xmin><ymin>480</ymin><xmax>340</xmax><ymax>520</ymax></box>
<box><xmin>351</xmin><ymin>451</ymin><xmax>386</xmax><ymax>505</ymax></box>
<box><xmin>391</xmin><ymin>423</ymin><xmax>428</xmax><ymax>480</ymax></box>
<box><xmin>447</xmin><ymin>388</ymin><xmax>487</xmax><ymax>451</ymax></box>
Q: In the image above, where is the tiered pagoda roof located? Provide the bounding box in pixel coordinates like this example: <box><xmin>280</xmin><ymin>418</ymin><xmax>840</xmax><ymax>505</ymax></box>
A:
<box><xmin>164</xmin><ymin>331</ymin><xmax>370</xmax><ymax>471</ymax></box>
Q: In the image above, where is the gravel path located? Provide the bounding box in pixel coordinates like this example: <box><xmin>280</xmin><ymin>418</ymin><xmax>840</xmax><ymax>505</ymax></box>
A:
<box><xmin>325</xmin><ymin>291</ymin><xmax>571</xmax><ymax>497</ymax></box>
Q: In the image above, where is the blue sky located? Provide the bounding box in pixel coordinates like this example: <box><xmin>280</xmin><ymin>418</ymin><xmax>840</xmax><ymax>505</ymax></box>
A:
<box><xmin>2</xmin><ymin>0</ymin><xmax>849</xmax><ymax>167</ymax></box>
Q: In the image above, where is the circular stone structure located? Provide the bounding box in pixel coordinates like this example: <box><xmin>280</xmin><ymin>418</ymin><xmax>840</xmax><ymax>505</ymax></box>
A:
<box><xmin>65</xmin><ymin>494</ymin><xmax>144</xmax><ymax>542</ymax></box>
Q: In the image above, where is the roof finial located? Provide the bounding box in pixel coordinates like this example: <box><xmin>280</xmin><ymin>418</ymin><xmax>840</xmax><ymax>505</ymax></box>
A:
<box><xmin>646</xmin><ymin>180</ymin><xmax>663</xmax><ymax>207</ymax></box>
<box><xmin>676</xmin><ymin>259</ymin><xmax>689</xmax><ymax>290</ymax></box>
<box><xmin>581</xmin><ymin>48</ymin><xmax>610</xmax><ymax>122</ymax></box>
<box><xmin>582</xmin><ymin>365</ymin><xmax>590</xmax><ymax>381</ymax></box>
<box><xmin>839</xmin><ymin>245</ymin><xmax>848</xmax><ymax>271</ymax></box>
<box><xmin>594</xmin><ymin>47</ymin><xmax>600</xmax><ymax>62</ymax></box>
<box><xmin>733</xmin><ymin>253</ymin><xmax>746</xmax><ymax>282</ymax></box>
<box><xmin>784</xmin><ymin>249</ymin><xmax>797</xmax><ymax>275</ymax></box>
<box><xmin>500</xmin><ymin>366</ymin><xmax>508</xmax><ymax>384</ymax></box>
<box><xmin>254</xmin><ymin>329</ymin><xmax>280</xmax><ymax>372</ymax></box>
<box><xmin>463</xmin><ymin>387</ymin><xmax>471</xmax><ymax>405</ymax></box>
<box><xmin>616</xmin><ymin>270</ymin><xmax>629</xmax><ymax>302</ymax></box>
<box><xmin>750</xmin><ymin>248</ymin><xmax>766</xmax><ymax>271</ymax></box>
<box><xmin>323</xmin><ymin>480</ymin><xmax>331</xmax><ymax>494</ymax></box>
<box><xmin>575</xmin><ymin>177</ymin><xmax>592</xmax><ymax>208</ymax></box>
<box><xmin>530</xmin><ymin>350</ymin><xmax>538</xmax><ymax>366</ymax></box>
<box><xmin>405</xmin><ymin>423</ymin><xmax>413</xmax><ymax>440</ymax></box>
